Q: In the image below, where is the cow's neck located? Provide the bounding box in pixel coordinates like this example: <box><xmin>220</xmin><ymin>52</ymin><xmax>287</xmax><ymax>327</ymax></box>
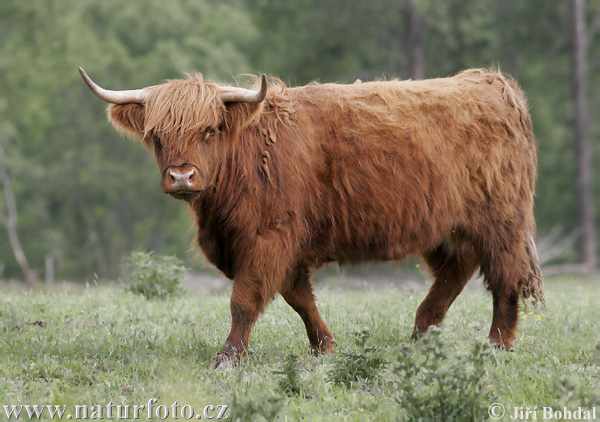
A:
<box><xmin>191</xmin><ymin>126</ymin><xmax>266</xmax><ymax>279</ymax></box>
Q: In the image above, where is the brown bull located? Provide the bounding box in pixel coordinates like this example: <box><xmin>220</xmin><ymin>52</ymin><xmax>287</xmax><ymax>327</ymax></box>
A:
<box><xmin>79</xmin><ymin>67</ymin><xmax>544</xmax><ymax>367</ymax></box>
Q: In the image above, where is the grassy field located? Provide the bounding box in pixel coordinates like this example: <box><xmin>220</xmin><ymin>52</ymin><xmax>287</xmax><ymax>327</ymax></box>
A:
<box><xmin>1</xmin><ymin>276</ymin><xmax>599</xmax><ymax>421</ymax></box>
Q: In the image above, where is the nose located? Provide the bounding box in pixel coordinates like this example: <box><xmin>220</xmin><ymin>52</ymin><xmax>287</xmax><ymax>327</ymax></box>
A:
<box><xmin>161</xmin><ymin>164</ymin><xmax>203</xmax><ymax>193</ymax></box>
<box><xmin>170</xmin><ymin>169</ymin><xmax>195</xmax><ymax>189</ymax></box>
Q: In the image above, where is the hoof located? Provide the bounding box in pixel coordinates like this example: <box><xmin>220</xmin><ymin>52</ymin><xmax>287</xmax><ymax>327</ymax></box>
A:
<box><xmin>489</xmin><ymin>338</ymin><xmax>514</xmax><ymax>351</ymax></box>
<box><xmin>411</xmin><ymin>326</ymin><xmax>429</xmax><ymax>340</ymax></box>
<box><xmin>412</xmin><ymin>320</ymin><xmax>446</xmax><ymax>340</ymax></box>
<box><xmin>311</xmin><ymin>336</ymin><xmax>336</xmax><ymax>356</ymax></box>
<box><xmin>213</xmin><ymin>347</ymin><xmax>240</xmax><ymax>369</ymax></box>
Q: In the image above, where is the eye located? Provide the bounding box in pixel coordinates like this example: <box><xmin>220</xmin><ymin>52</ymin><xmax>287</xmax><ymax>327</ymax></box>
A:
<box><xmin>152</xmin><ymin>134</ymin><xmax>163</xmax><ymax>152</ymax></box>
<box><xmin>204</xmin><ymin>128</ymin><xmax>218</xmax><ymax>141</ymax></box>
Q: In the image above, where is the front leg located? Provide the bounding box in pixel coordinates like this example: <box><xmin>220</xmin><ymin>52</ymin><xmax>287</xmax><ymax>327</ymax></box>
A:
<box><xmin>213</xmin><ymin>278</ymin><xmax>274</xmax><ymax>368</ymax></box>
<box><xmin>213</xmin><ymin>293</ymin><xmax>261</xmax><ymax>367</ymax></box>
<box><xmin>213</xmin><ymin>236</ymin><xmax>291</xmax><ymax>368</ymax></box>
<box><xmin>214</xmin><ymin>247</ymin><xmax>288</xmax><ymax>367</ymax></box>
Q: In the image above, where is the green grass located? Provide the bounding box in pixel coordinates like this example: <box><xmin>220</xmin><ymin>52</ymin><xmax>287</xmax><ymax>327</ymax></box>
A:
<box><xmin>1</xmin><ymin>276</ymin><xmax>599</xmax><ymax>421</ymax></box>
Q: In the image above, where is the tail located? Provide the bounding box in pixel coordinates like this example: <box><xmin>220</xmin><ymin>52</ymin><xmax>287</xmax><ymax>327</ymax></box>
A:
<box><xmin>498</xmin><ymin>72</ymin><xmax>544</xmax><ymax>309</ymax></box>
<box><xmin>521</xmin><ymin>230</ymin><xmax>546</xmax><ymax>310</ymax></box>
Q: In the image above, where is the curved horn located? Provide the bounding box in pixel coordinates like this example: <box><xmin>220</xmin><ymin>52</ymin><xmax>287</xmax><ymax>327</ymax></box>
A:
<box><xmin>219</xmin><ymin>74</ymin><xmax>267</xmax><ymax>104</ymax></box>
<box><xmin>78</xmin><ymin>67</ymin><xmax>148</xmax><ymax>104</ymax></box>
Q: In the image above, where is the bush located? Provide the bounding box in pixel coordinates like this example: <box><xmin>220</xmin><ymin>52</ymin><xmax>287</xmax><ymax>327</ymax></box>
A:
<box><xmin>328</xmin><ymin>329</ymin><xmax>388</xmax><ymax>387</ymax></box>
<box><xmin>552</xmin><ymin>375</ymin><xmax>600</xmax><ymax>410</ymax></box>
<box><xmin>394</xmin><ymin>328</ymin><xmax>495</xmax><ymax>422</ymax></box>
<box><xmin>229</xmin><ymin>391</ymin><xmax>283</xmax><ymax>422</ymax></box>
<box><xmin>122</xmin><ymin>251</ymin><xmax>185</xmax><ymax>300</ymax></box>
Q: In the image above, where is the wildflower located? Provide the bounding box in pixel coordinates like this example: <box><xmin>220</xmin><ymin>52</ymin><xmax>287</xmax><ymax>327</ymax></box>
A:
<box><xmin>528</xmin><ymin>312</ymin><xmax>533</xmax><ymax>315</ymax></box>
<box><xmin>415</xmin><ymin>264</ymin><xmax>420</xmax><ymax>268</ymax></box>
<box><xmin>520</xmin><ymin>311</ymin><xmax>525</xmax><ymax>315</ymax></box>
<box><xmin>519</xmin><ymin>337</ymin><xmax>524</xmax><ymax>341</ymax></box>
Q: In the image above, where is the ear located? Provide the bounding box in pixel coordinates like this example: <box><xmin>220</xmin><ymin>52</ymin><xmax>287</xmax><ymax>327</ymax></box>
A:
<box><xmin>107</xmin><ymin>103</ymin><xmax>145</xmax><ymax>139</ymax></box>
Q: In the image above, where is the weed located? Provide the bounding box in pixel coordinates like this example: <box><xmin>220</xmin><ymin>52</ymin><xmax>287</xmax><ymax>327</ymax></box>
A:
<box><xmin>274</xmin><ymin>353</ymin><xmax>303</xmax><ymax>396</ymax></box>
<box><xmin>394</xmin><ymin>328</ymin><xmax>495</xmax><ymax>421</ymax></box>
<box><xmin>552</xmin><ymin>375</ymin><xmax>600</xmax><ymax>410</ymax></box>
<box><xmin>229</xmin><ymin>391</ymin><xmax>283</xmax><ymax>422</ymax></box>
<box><xmin>122</xmin><ymin>251</ymin><xmax>184</xmax><ymax>300</ymax></box>
<box><xmin>328</xmin><ymin>329</ymin><xmax>387</xmax><ymax>387</ymax></box>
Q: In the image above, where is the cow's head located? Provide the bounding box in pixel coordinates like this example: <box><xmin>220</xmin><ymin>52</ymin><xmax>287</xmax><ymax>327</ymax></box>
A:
<box><xmin>79</xmin><ymin>67</ymin><xmax>267</xmax><ymax>202</ymax></box>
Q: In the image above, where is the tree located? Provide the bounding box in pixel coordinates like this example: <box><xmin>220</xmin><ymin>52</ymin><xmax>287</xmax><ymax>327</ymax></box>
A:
<box><xmin>571</xmin><ymin>0</ymin><xmax>600</xmax><ymax>273</ymax></box>
<box><xmin>0</xmin><ymin>0</ymin><xmax>259</xmax><ymax>280</ymax></box>
<box><xmin>0</xmin><ymin>0</ymin><xmax>598</xmax><ymax>280</ymax></box>
<box><xmin>0</xmin><ymin>129</ymin><xmax>36</xmax><ymax>286</ymax></box>
<box><xmin>402</xmin><ymin>0</ymin><xmax>424</xmax><ymax>79</ymax></box>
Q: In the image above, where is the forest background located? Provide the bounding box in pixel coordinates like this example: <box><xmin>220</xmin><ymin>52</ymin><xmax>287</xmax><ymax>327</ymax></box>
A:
<box><xmin>1</xmin><ymin>0</ymin><xmax>599</xmax><ymax>283</ymax></box>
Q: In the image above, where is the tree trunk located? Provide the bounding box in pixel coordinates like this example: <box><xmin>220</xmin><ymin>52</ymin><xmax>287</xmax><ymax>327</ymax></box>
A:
<box><xmin>571</xmin><ymin>0</ymin><xmax>597</xmax><ymax>273</ymax></box>
<box><xmin>0</xmin><ymin>135</ymin><xmax>37</xmax><ymax>286</ymax></box>
<box><xmin>402</xmin><ymin>0</ymin><xmax>424</xmax><ymax>80</ymax></box>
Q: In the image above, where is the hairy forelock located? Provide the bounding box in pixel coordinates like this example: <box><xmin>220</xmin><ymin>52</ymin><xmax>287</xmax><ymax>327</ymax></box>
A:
<box><xmin>143</xmin><ymin>74</ymin><xmax>225</xmax><ymax>138</ymax></box>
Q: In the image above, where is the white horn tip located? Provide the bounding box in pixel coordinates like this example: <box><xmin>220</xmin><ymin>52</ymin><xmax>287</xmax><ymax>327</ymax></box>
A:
<box><xmin>78</xmin><ymin>66</ymin><xmax>97</xmax><ymax>93</ymax></box>
<box><xmin>78</xmin><ymin>66</ymin><xmax>147</xmax><ymax>105</ymax></box>
<box><xmin>258</xmin><ymin>74</ymin><xmax>267</xmax><ymax>98</ymax></box>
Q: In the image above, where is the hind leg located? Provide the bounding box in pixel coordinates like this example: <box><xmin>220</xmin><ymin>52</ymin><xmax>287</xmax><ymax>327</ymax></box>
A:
<box><xmin>281</xmin><ymin>266</ymin><xmax>335</xmax><ymax>355</ymax></box>
<box><xmin>479</xmin><ymin>246</ymin><xmax>527</xmax><ymax>349</ymax></box>
<box><xmin>488</xmin><ymin>283</ymin><xmax>520</xmax><ymax>349</ymax></box>
<box><xmin>412</xmin><ymin>241</ymin><xmax>479</xmax><ymax>339</ymax></box>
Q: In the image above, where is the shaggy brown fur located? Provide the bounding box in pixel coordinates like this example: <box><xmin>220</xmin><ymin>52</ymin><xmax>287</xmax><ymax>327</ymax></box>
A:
<box><xmin>105</xmin><ymin>69</ymin><xmax>545</xmax><ymax>367</ymax></box>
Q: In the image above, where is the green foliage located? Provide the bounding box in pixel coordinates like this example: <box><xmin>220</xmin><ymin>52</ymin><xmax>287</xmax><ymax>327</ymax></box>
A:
<box><xmin>274</xmin><ymin>353</ymin><xmax>303</xmax><ymax>396</ymax></box>
<box><xmin>229</xmin><ymin>391</ymin><xmax>283</xmax><ymax>422</ymax></box>
<box><xmin>0</xmin><ymin>0</ymin><xmax>255</xmax><ymax>280</ymax></box>
<box><xmin>0</xmin><ymin>0</ymin><xmax>599</xmax><ymax>279</ymax></box>
<box><xmin>394</xmin><ymin>328</ymin><xmax>495</xmax><ymax>421</ymax></box>
<box><xmin>122</xmin><ymin>251</ymin><xmax>184</xmax><ymax>300</ymax></box>
<box><xmin>328</xmin><ymin>329</ymin><xmax>388</xmax><ymax>387</ymax></box>
<box><xmin>0</xmin><ymin>278</ymin><xmax>599</xmax><ymax>420</ymax></box>
<box><xmin>553</xmin><ymin>375</ymin><xmax>600</xmax><ymax>410</ymax></box>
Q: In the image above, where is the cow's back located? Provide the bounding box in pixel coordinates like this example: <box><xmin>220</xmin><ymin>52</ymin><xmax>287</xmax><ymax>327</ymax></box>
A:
<box><xmin>279</xmin><ymin>70</ymin><xmax>537</xmax><ymax>265</ymax></box>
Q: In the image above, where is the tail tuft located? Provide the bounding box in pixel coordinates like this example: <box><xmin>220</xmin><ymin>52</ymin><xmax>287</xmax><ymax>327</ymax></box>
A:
<box><xmin>521</xmin><ymin>231</ymin><xmax>546</xmax><ymax>311</ymax></box>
